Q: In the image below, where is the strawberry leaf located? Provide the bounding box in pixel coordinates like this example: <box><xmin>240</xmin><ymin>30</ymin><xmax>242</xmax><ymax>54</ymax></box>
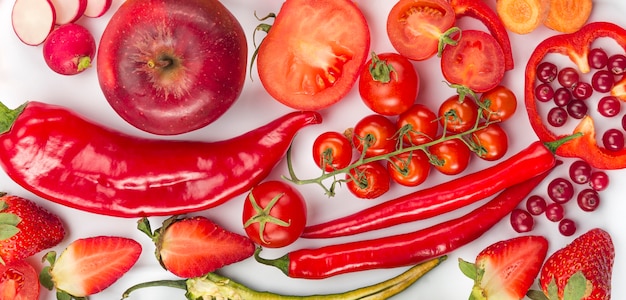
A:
<box><xmin>547</xmin><ymin>278</ymin><xmax>559</xmax><ymax>300</ymax></box>
<box><xmin>0</xmin><ymin>223</ymin><xmax>20</xmax><ymax>240</ymax></box>
<box><xmin>526</xmin><ymin>289</ymin><xmax>550</xmax><ymax>300</ymax></box>
<box><xmin>563</xmin><ymin>271</ymin><xmax>587</xmax><ymax>300</ymax></box>
<box><xmin>458</xmin><ymin>258</ymin><xmax>478</xmax><ymax>279</ymax></box>
<box><xmin>0</xmin><ymin>212</ymin><xmax>21</xmax><ymax>226</ymax></box>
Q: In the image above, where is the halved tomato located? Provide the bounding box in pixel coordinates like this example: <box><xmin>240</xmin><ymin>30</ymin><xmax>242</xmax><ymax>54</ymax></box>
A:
<box><xmin>256</xmin><ymin>0</ymin><xmax>370</xmax><ymax>110</ymax></box>
<box><xmin>386</xmin><ymin>0</ymin><xmax>457</xmax><ymax>61</ymax></box>
<box><xmin>0</xmin><ymin>260</ymin><xmax>39</xmax><ymax>300</ymax></box>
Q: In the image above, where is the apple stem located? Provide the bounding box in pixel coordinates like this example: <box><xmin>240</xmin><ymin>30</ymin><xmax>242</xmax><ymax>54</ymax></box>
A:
<box><xmin>147</xmin><ymin>58</ymin><xmax>173</xmax><ymax>69</ymax></box>
<box><xmin>77</xmin><ymin>56</ymin><xmax>92</xmax><ymax>72</ymax></box>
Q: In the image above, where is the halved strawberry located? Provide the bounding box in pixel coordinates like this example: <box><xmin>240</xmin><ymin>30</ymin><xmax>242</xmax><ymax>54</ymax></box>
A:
<box><xmin>459</xmin><ymin>235</ymin><xmax>549</xmax><ymax>299</ymax></box>
<box><xmin>40</xmin><ymin>236</ymin><xmax>142</xmax><ymax>298</ymax></box>
<box><xmin>0</xmin><ymin>193</ymin><xmax>65</xmax><ymax>265</ymax></box>
<box><xmin>138</xmin><ymin>216</ymin><xmax>256</xmax><ymax>278</ymax></box>
<box><xmin>527</xmin><ymin>228</ymin><xmax>614</xmax><ymax>300</ymax></box>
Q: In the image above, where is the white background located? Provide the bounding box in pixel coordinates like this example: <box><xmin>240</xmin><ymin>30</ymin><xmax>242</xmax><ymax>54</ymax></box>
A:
<box><xmin>1</xmin><ymin>0</ymin><xmax>624</xmax><ymax>299</ymax></box>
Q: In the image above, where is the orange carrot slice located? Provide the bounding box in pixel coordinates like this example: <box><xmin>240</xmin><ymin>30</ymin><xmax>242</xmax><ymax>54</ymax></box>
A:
<box><xmin>496</xmin><ymin>0</ymin><xmax>550</xmax><ymax>34</ymax></box>
<box><xmin>543</xmin><ymin>0</ymin><xmax>593</xmax><ymax>33</ymax></box>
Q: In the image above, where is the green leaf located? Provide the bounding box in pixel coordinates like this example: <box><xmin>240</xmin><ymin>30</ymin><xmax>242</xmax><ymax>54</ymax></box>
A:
<box><xmin>0</xmin><ymin>201</ymin><xmax>8</xmax><ymax>211</ymax></box>
<box><xmin>527</xmin><ymin>290</ymin><xmax>550</xmax><ymax>300</ymax></box>
<box><xmin>0</xmin><ymin>224</ymin><xmax>20</xmax><ymax>240</ymax></box>
<box><xmin>458</xmin><ymin>258</ymin><xmax>478</xmax><ymax>280</ymax></box>
<box><xmin>0</xmin><ymin>212</ymin><xmax>21</xmax><ymax>226</ymax></box>
<box><xmin>39</xmin><ymin>265</ymin><xmax>54</xmax><ymax>290</ymax></box>
<box><xmin>547</xmin><ymin>278</ymin><xmax>559</xmax><ymax>300</ymax></box>
<box><xmin>563</xmin><ymin>271</ymin><xmax>588</xmax><ymax>300</ymax></box>
<box><xmin>56</xmin><ymin>290</ymin><xmax>71</xmax><ymax>300</ymax></box>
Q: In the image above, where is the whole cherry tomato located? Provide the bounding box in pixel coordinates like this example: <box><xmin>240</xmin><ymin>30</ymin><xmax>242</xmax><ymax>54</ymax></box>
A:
<box><xmin>429</xmin><ymin>138</ymin><xmax>471</xmax><ymax>175</ymax></box>
<box><xmin>387</xmin><ymin>150</ymin><xmax>431</xmax><ymax>187</ymax></box>
<box><xmin>242</xmin><ymin>181</ymin><xmax>307</xmax><ymax>248</ymax></box>
<box><xmin>471</xmin><ymin>123</ymin><xmax>509</xmax><ymax>161</ymax></box>
<box><xmin>438</xmin><ymin>95</ymin><xmax>479</xmax><ymax>133</ymax></box>
<box><xmin>358</xmin><ymin>52</ymin><xmax>420</xmax><ymax>116</ymax></box>
<box><xmin>386</xmin><ymin>0</ymin><xmax>456</xmax><ymax>61</ymax></box>
<box><xmin>346</xmin><ymin>161</ymin><xmax>390</xmax><ymax>199</ymax></box>
<box><xmin>352</xmin><ymin>114</ymin><xmax>398</xmax><ymax>158</ymax></box>
<box><xmin>396</xmin><ymin>104</ymin><xmax>439</xmax><ymax>146</ymax></box>
<box><xmin>312</xmin><ymin>131</ymin><xmax>353</xmax><ymax>172</ymax></box>
<box><xmin>479</xmin><ymin>85</ymin><xmax>517</xmax><ymax>122</ymax></box>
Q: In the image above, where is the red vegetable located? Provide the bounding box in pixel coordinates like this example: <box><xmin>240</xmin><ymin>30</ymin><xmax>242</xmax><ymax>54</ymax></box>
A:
<box><xmin>525</xmin><ymin>22</ymin><xmax>626</xmax><ymax>169</ymax></box>
<box><xmin>449</xmin><ymin>0</ymin><xmax>514</xmax><ymax>70</ymax></box>
<box><xmin>255</xmin><ymin>163</ymin><xmax>557</xmax><ymax>279</ymax></box>
<box><xmin>302</xmin><ymin>138</ymin><xmax>574</xmax><ymax>239</ymax></box>
<box><xmin>0</xmin><ymin>101</ymin><xmax>321</xmax><ymax>217</ymax></box>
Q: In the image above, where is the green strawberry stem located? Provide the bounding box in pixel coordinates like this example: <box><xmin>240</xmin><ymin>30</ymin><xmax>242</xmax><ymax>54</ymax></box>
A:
<box><xmin>121</xmin><ymin>256</ymin><xmax>446</xmax><ymax>300</ymax></box>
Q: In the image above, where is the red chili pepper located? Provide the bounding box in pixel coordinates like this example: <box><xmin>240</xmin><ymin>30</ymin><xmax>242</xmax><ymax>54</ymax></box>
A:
<box><xmin>255</xmin><ymin>162</ymin><xmax>559</xmax><ymax>279</ymax></box>
<box><xmin>525</xmin><ymin>21</ymin><xmax>626</xmax><ymax>170</ymax></box>
<box><xmin>0</xmin><ymin>101</ymin><xmax>321</xmax><ymax>217</ymax></box>
<box><xmin>302</xmin><ymin>137</ymin><xmax>576</xmax><ymax>239</ymax></box>
<box><xmin>449</xmin><ymin>0</ymin><xmax>514</xmax><ymax>70</ymax></box>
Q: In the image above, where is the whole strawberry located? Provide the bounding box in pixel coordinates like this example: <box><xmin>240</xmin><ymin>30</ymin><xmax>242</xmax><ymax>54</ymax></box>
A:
<box><xmin>527</xmin><ymin>228</ymin><xmax>614</xmax><ymax>300</ymax></box>
<box><xmin>0</xmin><ymin>193</ymin><xmax>65</xmax><ymax>264</ymax></box>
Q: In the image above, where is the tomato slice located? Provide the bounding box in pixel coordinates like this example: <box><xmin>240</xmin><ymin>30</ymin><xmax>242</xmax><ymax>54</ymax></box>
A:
<box><xmin>256</xmin><ymin>0</ymin><xmax>370</xmax><ymax>110</ymax></box>
<box><xmin>441</xmin><ymin>30</ymin><xmax>505</xmax><ymax>92</ymax></box>
<box><xmin>0</xmin><ymin>260</ymin><xmax>39</xmax><ymax>300</ymax></box>
<box><xmin>386</xmin><ymin>0</ymin><xmax>456</xmax><ymax>61</ymax></box>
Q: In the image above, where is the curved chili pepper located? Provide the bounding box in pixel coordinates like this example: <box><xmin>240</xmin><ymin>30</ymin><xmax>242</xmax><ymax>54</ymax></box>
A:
<box><xmin>0</xmin><ymin>101</ymin><xmax>321</xmax><ymax>217</ymax></box>
<box><xmin>525</xmin><ymin>21</ymin><xmax>626</xmax><ymax>169</ymax></box>
<box><xmin>255</xmin><ymin>163</ymin><xmax>558</xmax><ymax>279</ymax></box>
<box><xmin>449</xmin><ymin>0</ymin><xmax>514</xmax><ymax>70</ymax></box>
<box><xmin>302</xmin><ymin>137</ymin><xmax>575</xmax><ymax>239</ymax></box>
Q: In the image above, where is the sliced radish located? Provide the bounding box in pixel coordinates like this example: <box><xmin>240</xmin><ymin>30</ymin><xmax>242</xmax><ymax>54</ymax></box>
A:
<box><xmin>49</xmin><ymin>0</ymin><xmax>87</xmax><ymax>25</ymax></box>
<box><xmin>83</xmin><ymin>0</ymin><xmax>112</xmax><ymax>18</ymax></box>
<box><xmin>11</xmin><ymin>0</ymin><xmax>56</xmax><ymax>46</ymax></box>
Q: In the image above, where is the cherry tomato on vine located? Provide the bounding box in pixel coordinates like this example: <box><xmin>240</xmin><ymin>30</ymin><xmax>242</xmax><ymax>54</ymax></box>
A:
<box><xmin>312</xmin><ymin>131</ymin><xmax>353</xmax><ymax>172</ymax></box>
<box><xmin>352</xmin><ymin>114</ymin><xmax>398</xmax><ymax>157</ymax></box>
<box><xmin>470</xmin><ymin>123</ymin><xmax>509</xmax><ymax>161</ymax></box>
<box><xmin>396</xmin><ymin>103</ymin><xmax>439</xmax><ymax>146</ymax></box>
<box><xmin>358</xmin><ymin>52</ymin><xmax>420</xmax><ymax>116</ymax></box>
<box><xmin>387</xmin><ymin>150</ymin><xmax>431</xmax><ymax>187</ymax></box>
<box><xmin>438</xmin><ymin>95</ymin><xmax>479</xmax><ymax>133</ymax></box>
<box><xmin>242</xmin><ymin>181</ymin><xmax>307</xmax><ymax>248</ymax></box>
<box><xmin>346</xmin><ymin>161</ymin><xmax>390</xmax><ymax>199</ymax></box>
<box><xmin>479</xmin><ymin>85</ymin><xmax>518</xmax><ymax>122</ymax></box>
<box><xmin>429</xmin><ymin>138</ymin><xmax>471</xmax><ymax>175</ymax></box>
<box><xmin>441</xmin><ymin>30</ymin><xmax>505</xmax><ymax>93</ymax></box>
<box><xmin>387</xmin><ymin>0</ymin><xmax>456</xmax><ymax>61</ymax></box>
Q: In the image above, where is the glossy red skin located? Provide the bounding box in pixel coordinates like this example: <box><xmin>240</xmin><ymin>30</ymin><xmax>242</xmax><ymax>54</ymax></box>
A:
<box><xmin>429</xmin><ymin>138</ymin><xmax>471</xmax><ymax>175</ymax></box>
<box><xmin>312</xmin><ymin>131</ymin><xmax>353</xmax><ymax>172</ymax></box>
<box><xmin>0</xmin><ymin>260</ymin><xmax>39</xmax><ymax>300</ymax></box>
<box><xmin>472</xmin><ymin>123</ymin><xmax>509</xmax><ymax>161</ymax></box>
<box><xmin>346</xmin><ymin>161</ymin><xmax>390</xmax><ymax>199</ymax></box>
<box><xmin>43</xmin><ymin>23</ymin><xmax>96</xmax><ymax>75</ymax></box>
<box><xmin>358</xmin><ymin>53</ymin><xmax>419</xmax><ymax>116</ymax></box>
<box><xmin>525</xmin><ymin>22</ymin><xmax>626</xmax><ymax>169</ymax></box>
<box><xmin>441</xmin><ymin>30</ymin><xmax>505</xmax><ymax>93</ymax></box>
<box><xmin>352</xmin><ymin>114</ymin><xmax>398</xmax><ymax>158</ymax></box>
<box><xmin>387</xmin><ymin>150</ymin><xmax>431</xmax><ymax>187</ymax></box>
<box><xmin>269</xmin><ymin>164</ymin><xmax>555</xmax><ymax>279</ymax></box>
<box><xmin>397</xmin><ymin>103</ymin><xmax>439</xmax><ymax>145</ymax></box>
<box><xmin>449</xmin><ymin>0</ymin><xmax>514</xmax><ymax>70</ymax></box>
<box><xmin>386</xmin><ymin>0</ymin><xmax>456</xmax><ymax>61</ymax></box>
<box><xmin>0</xmin><ymin>102</ymin><xmax>321</xmax><ymax>217</ymax></box>
<box><xmin>256</xmin><ymin>0</ymin><xmax>370</xmax><ymax>111</ymax></box>
<box><xmin>97</xmin><ymin>0</ymin><xmax>247</xmax><ymax>135</ymax></box>
<box><xmin>242</xmin><ymin>181</ymin><xmax>307</xmax><ymax>248</ymax></box>
<box><xmin>438</xmin><ymin>95</ymin><xmax>479</xmax><ymax>133</ymax></box>
<box><xmin>302</xmin><ymin>141</ymin><xmax>557</xmax><ymax>238</ymax></box>
<box><xmin>480</xmin><ymin>85</ymin><xmax>518</xmax><ymax>122</ymax></box>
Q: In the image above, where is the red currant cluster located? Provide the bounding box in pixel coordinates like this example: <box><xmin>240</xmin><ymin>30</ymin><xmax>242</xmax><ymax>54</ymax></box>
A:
<box><xmin>509</xmin><ymin>159</ymin><xmax>609</xmax><ymax>236</ymax></box>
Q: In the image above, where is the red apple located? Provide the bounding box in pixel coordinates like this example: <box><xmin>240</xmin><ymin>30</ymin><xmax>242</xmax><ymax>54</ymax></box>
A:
<box><xmin>96</xmin><ymin>0</ymin><xmax>247</xmax><ymax>135</ymax></box>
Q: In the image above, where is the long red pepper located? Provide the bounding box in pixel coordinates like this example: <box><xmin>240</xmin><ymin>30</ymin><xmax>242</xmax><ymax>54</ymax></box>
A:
<box><xmin>302</xmin><ymin>137</ymin><xmax>576</xmax><ymax>239</ymax></box>
<box><xmin>0</xmin><ymin>101</ymin><xmax>321</xmax><ymax>217</ymax></box>
<box><xmin>255</xmin><ymin>162</ymin><xmax>558</xmax><ymax>279</ymax></box>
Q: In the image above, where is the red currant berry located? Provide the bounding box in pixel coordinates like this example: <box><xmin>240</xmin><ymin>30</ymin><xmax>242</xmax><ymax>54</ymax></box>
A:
<box><xmin>577</xmin><ymin>188</ymin><xmax>601</xmax><ymax>212</ymax></box>
<box><xmin>558</xmin><ymin>218</ymin><xmax>577</xmax><ymax>236</ymax></box>
<box><xmin>547</xmin><ymin>177</ymin><xmax>574</xmax><ymax>204</ymax></box>
<box><xmin>510</xmin><ymin>209</ymin><xmax>534</xmax><ymax>233</ymax></box>
<box><xmin>545</xmin><ymin>202</ymin><xmax>565</xmax><ymax>222</ymax></box>
<box><xmin>589</xmin><ymin>171</ymin><xmax>609</xmax><ymax>191</ymax></box>
<box><xmin>526</xmin><ymin>195</ymin><xmax>547</xmax><ymax>215</ymax></box>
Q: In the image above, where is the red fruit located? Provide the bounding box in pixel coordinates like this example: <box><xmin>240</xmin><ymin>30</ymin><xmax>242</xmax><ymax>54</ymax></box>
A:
<box><xmin>460</xmin><ymin>235</ymin><xmax>549</xmax><ymax>299</ymax></box>
<box><xmin>532</xmin><ymin>228</ymin><xmax>614</xmax><ymax>300</ymax></box>
<box><xmin>139</xmin><ymin>216</ymin><xmax>255</xmax><ymax>278</ymax></box>
<box><xmin>0</xmin><ymin>260</ymin><xmax>40</xmax><ymax>300</ymax></box>
<box><xmin>40</xmin><ymin>236</ymin><xmax>142</xmax><ymax>298</ymax></box>
<box><xmin>43</xmin><ymin>23</ymin><xmax>96</xmax><ymax>75</ymax></box>
<box><xmin>0</xmin><ymin>194</ymin><xmax>65</xmax><ymax>265</ymax></box>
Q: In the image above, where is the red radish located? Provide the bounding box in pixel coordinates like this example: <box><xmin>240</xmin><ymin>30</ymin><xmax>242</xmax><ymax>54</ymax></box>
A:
<box><xmin>11</xmin><ymin>0</ymin><xmax>56</xmax><ymax>46</ymax></box>
<box><xmin>43</xmin><ymin>23</ymin><xmax>96</xmax><ymax>75</ymax></box>
<box><xmin>83</xmin><ymin>0</ymin><xmax>112</xmax><ymax>18</ymax></box>
<box><xmin>49</xmin><ymin>0</ymin><xmax>87</xmax><ymax>25</ymax></box>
